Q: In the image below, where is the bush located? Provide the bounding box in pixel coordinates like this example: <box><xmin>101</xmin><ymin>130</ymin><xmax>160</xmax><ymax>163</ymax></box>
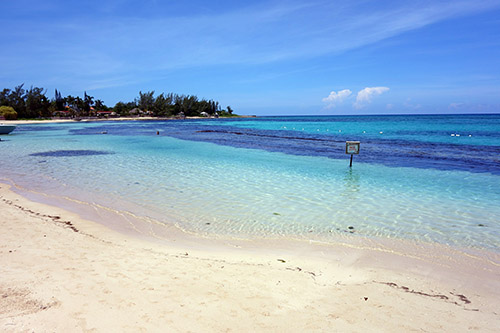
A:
<box><xmin>0</xmin><ymin>106</ymin><xmax>18</xmax><ymax>120</ymax></box>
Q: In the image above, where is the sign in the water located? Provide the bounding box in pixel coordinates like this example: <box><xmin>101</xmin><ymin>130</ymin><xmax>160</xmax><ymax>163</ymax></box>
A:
<box><xmin>345</xmin><ymin>141</ymin><xmax>360</xmax><ymax>167</ymax></box>
<box><xmin>345</xmin><ymin>141</ymin><xmax>360</xmax><ymax>155</ymax></box>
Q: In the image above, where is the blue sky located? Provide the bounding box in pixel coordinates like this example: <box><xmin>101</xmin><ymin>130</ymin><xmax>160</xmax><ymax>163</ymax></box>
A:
<box><xmin>1</xmin><ymin>0</ymin><xmax>500</xmax><ymax>115</ymax></box>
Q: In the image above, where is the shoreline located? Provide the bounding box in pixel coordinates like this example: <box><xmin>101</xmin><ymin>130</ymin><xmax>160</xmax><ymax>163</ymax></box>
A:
<box><xmin>5</xmin><ymin>115</ymin><xmax>256</xmax><ymax>125</ymax></box>
<box><xmin>9</xmin><ymin>178</ymin><xmax>500</xmax><ymax>270</ymax></box>
<box><xmin>1</xmin><ymin>182</ymin><xmax>499</xmax><ymax>331</ymax></box>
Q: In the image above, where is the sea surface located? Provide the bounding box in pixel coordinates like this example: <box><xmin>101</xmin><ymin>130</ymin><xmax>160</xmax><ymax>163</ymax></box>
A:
<box><xmin>1</xmin><ymin>114</ymin><xmax>499</xmax><ymax>251</ymax></box>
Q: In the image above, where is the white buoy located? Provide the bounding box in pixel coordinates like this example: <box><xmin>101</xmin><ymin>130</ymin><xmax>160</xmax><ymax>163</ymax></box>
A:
<box><xmin>379</xmin><ymin>131</ymin><xmax>383</xmax><ymax>134</ymax></box>
<box><xmin>451</xmin><ymin>134</ymin><xmax>455</xmax><ymax>136</ymax></box>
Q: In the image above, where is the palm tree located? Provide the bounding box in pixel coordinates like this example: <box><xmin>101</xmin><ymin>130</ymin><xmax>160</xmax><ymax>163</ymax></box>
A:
<box><xmin>84</xmin><ymin>91</ymin><xmax>94</xmax><ymax>116</ymax></box>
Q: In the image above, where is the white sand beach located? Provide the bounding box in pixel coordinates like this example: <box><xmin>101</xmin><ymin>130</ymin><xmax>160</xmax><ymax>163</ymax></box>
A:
<box><xmin>1</xmin><ymin>183</ymin><xmax>499</xmax><ymax>332</ymax></box>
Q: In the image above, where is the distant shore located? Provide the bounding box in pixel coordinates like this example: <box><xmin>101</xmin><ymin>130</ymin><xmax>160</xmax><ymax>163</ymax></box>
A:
<box><xmin>1</xmin><ymin>182</ymin><xmax>499</xmax><ymax>331</ymax></box>
<box><xmin>5</xmin><ymin>115</ymin><xmax>256</xmax><ymax>125</ymax></box>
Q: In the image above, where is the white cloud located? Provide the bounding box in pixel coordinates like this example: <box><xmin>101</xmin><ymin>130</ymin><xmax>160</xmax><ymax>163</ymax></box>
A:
<box><xmin>322</xmin><ymin>89</ymin><xmax>352</xmax><ymax>108</ymax></box>
<box><xmin>354</xmin><ymin>87</ymin><xmax>390</xmax><ymax>109</ymax></box>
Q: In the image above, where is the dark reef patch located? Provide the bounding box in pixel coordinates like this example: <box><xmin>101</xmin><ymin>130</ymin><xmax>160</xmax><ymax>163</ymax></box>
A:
<box><xmin>30</xmin><ymin>150</ymin><xmax>113</xmax><ymax>157</ymax></box>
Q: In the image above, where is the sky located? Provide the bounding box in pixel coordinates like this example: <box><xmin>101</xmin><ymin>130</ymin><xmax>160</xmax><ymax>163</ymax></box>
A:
<box><xmin>1</xmin><ymin>0</ymin><xmax>500</xmax><ymax>116</ymax></box>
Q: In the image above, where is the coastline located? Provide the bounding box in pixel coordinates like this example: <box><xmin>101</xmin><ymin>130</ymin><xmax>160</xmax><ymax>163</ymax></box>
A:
<box><xmin>7</xmin><ymin>117</ymin><xmax>175</xmax><ymax>125</ymax></box>
<box><xmin>6</xmin><ymin>115</ymin><xmax>256</xmax><ymax>125</ymax></box>
<box><xmin>1</xmin><ymin>182</ymin><xmax>499</xmax><ymax>331</ymax></box>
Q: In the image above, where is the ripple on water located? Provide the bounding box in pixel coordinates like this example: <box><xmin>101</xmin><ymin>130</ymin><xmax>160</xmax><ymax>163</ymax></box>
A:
<box><xmin>2</xmin><ymin>120</ymin><xmax>500</xmax><ymax>251</ymax></box>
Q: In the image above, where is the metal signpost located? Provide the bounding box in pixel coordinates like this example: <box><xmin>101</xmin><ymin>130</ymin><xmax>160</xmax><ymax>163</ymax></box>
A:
<box><xmin>345</xmin><ymin>141</ymin><xmax>360</xmax><ymax>167</ymax></box>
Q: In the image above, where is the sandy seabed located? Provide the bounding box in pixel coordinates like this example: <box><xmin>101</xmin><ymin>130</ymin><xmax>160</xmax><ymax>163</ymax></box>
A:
<box><xmin>1</xmin><ymin>182</ymin><xmax>499</xmax><ymax>332</ymax></box>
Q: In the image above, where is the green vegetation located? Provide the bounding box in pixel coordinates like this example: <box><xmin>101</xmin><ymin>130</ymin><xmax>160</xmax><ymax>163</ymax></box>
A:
<box><xmin>0</xmin><ymin>106</ymin><xmax>18</xmax><ymax>120</ymax></box>
<box><xmin>118</xmin><ymin>90</ymin><xmax>235</xmax><ymax>118</ymax></box>
<box><xmin>0</xmin><ymin>84</ymin><xmax>235</xmax><ymax>119</ymax></box>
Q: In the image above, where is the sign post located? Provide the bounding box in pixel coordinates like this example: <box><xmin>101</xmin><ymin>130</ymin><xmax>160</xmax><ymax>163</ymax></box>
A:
<box><xmin>345</xmin><ymin>141</ymin><xmax>360</xmax><ymax>167</ymax></box>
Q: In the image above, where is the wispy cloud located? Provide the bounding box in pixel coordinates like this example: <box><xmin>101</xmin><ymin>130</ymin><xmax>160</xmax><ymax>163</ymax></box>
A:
<box><xmin>449</xmin><ymin>102</ymin><xmax>465</xmax><ymax>109</ymax></box>
<box><xmin>322</xmin><ymin>89</ymin><xmax>352</xmax><ymax>108</ymax></box>
<box><xmin>4</xmin><ymin>1</ymin><xmax>500</xmax><ymax>77</ymax></box>
<box><xmin>354</xmin><ymin>87</ymin><xmax>390</xmax><ymax>109</ymax></box>
<box><xmin>1</xmin><ymin>0</ymin><xmax>500</xmax><ymax>105</ymax></box>
<box><xmin>403</xmin><ymin>98</ymin><xmax>422</xmax><ymax>111</ymax></box>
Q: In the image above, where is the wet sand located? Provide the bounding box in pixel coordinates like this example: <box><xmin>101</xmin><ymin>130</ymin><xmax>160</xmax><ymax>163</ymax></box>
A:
<box><xmin>1</xmin><ymin>183</ymin><xmax>499</xmax><ymax>332</ymax></box>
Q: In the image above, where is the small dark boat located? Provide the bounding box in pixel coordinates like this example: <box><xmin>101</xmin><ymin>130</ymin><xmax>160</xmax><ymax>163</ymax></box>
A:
<box><xmin>0</xmin><ymin>124</ymin><xmax>17</xmax><ymax>135</ymax></box>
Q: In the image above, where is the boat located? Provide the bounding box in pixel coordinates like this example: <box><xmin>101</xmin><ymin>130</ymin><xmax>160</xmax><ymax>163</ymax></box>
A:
<box><xmin>0</xmin><ymin>124</ymin><xmax>17</xmax><ymax>135</ymax></box>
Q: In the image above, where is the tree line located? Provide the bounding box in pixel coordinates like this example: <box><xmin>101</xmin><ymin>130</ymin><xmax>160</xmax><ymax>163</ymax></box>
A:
<box><xmin>0</xmin><ymin>84</ymin><xmax>235</xmax><ymax>119</ymax></box>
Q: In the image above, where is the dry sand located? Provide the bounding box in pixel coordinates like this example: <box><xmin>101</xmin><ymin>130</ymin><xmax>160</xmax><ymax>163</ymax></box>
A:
<box><xmin>1</xmin><ymin>183</ymin><xmax>499</xmax><ymax>332</ymax></box>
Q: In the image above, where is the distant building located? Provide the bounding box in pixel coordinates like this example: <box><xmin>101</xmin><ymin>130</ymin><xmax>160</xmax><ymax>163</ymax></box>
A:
<box><xmin>97</xmin><ymin>111</ymin><xmax>116</xmax><ymax>118</ymax></box>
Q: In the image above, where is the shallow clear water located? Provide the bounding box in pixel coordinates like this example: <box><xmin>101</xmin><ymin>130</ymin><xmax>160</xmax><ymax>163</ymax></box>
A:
<box><xmin>1</xmin><ymin>115</ymin><xmax>499</xmax><ymax>250</ymax></box>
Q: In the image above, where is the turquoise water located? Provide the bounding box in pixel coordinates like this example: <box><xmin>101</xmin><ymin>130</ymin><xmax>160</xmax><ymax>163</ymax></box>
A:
<box><xmin>197</xmin><ymin>114</ymin><xmax>500</xmax><ymax>146</ymax></box>
<box><xmin>1</xmin><ymin>115</ymin><xmax>499</xmax><ymax>250</ymax></box>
